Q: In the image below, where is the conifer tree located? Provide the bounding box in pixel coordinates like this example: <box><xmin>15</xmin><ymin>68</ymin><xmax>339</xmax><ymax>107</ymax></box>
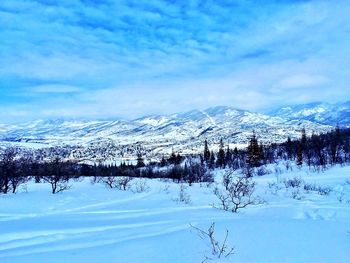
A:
<box><xmin>169</xmin><ymin>149</ymin><xmax>177</xmax><ymax>165</ymax></box>
<box><xmin>209</xmin><ymin>150</ymin><xmax>215</xmax><ymax>169</ymax></box>
<box><xmin>247</xmin><ymin>131</ymin><xmax>261</xmax><ymax>167</ymax></box>
<box><xmin>203</xmin><ymin>139</ymin><xmax>211</xmax><ymax>163</ymax></box>
<box><xmin>330</xmin><ymin>124</ymin><xmax>341</xmax><ymax>164</ymax></box>
<box><xmin>160</xmin><ymin>156</ymin><xmax>167</xmax><ymax>167</ymax></box>
<box><xmin>296</xmin><ymin>143</ymin><xmax>303</xmax><ymax>166</ymax></box>
<box><xmin>301</xmin><ymin>128</ymin><xmax>307</xmax><ymax>145</ymax></box>
<box><xmin>216</xmin><ymin>139</ymin><xmax>226</xmax><ymax>168</ymax></box>
<box><xmin>225</xmin><ymin>145</ymin><xmax>232</xmax><ymax>166</ymax></box>
<box><xmin>136</xmin><ymin>152</ymin><xmax>145</xmax><ymax>168</ymax></box>
<box><xmin>286</xmin><ymin>136</ymin><xmax>293</xmax><ymax>159</ymax></box>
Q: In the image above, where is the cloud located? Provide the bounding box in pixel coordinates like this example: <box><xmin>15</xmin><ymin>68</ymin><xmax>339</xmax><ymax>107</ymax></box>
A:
<box><xmin>276</xmin><ymin>74</ymin><xmax>329</xmax><ymax>89</ymax></box>
<box><xmin>29</xmin><ymin>84</ymin><xmax>84</xmax><ymax>94</ymax></box>
<box><xmin>0</xmin><ymin>0</ymin><xmax>350</xmax><ymax>122</ymax></box>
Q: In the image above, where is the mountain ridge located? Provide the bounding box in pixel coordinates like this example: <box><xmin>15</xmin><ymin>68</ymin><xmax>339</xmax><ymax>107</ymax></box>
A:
<box><xmin>1</xmin><ymin>102</ymin><xmax>348</xmax><ymax>161</ymax></box>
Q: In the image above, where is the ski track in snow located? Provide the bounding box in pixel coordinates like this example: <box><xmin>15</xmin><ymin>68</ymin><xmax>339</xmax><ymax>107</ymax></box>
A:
<box><xmin>200</xmin><ymin>110</ymin><xmax>216</xmax><ymax>126</ymax></box>
<box><xmin>0</xmin><ymin>165</ymin><xmax>350</xmax><ymax>263</ymax></box>
<box><xmin>0</xmin><ymin>183</ymin><xmax>225</xmax><ymax>261</ymax></box>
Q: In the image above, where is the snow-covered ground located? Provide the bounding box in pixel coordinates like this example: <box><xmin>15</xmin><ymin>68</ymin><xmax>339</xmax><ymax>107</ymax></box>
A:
<box><xmin>0</xmin><ymin>164</ymin><xmax>350</xmax><ymax>263</ymax></box>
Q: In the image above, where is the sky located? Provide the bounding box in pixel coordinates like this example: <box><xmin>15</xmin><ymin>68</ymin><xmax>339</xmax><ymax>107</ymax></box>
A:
<box><xmin>0</xmin><ymin>0</ymin><xmax>350</xmax><ymax>123</ymax></box>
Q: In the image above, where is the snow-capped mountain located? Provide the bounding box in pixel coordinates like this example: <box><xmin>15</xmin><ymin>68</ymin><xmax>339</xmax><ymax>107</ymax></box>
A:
<box><xmin>0</xmin><ymin>105</ymin><xmax>335</xmax><ymax>161</ymax></box>
<box><xmin>270</xmin><ymin>101</ymin><xmax>350</xmax><ymax>126</ymax></box>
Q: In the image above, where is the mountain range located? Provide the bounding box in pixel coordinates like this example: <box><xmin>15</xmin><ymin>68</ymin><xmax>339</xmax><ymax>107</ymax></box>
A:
<box><xmin>0</xmin><ymin>101</ymin><xmax>349</xmax><ymax>161</ymax></box>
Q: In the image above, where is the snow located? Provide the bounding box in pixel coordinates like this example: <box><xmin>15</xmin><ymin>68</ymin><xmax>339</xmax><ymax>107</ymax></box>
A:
<box><xmin>200</xmin><ymin>110</ymin><xmax>216</xmax><ymax>126</ymax></box>
<box><xmin>0</xmin><ymin>164</ymin><xmax>350</xmax><ymax>262</ymax></box>
<box><xmin>0</xmin><ymin>106</ymin><xmax>333</xmax><ymax>161</ymax></box>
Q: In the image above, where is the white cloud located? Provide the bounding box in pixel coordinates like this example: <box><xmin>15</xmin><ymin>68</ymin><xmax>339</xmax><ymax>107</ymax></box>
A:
<box><xmin>0</xmin><ymin>0</ymin><xmax>350</xmax><ymax>122</ymax></box>
<box><xmin>30</xmin><ymin>84</ymin><xmax>83</xmax><ymax>94</ymax></box>
<box><xmin>277</xmin><ymin>74</ymin><xmax>329</xmax><ymax>89</ymax></box>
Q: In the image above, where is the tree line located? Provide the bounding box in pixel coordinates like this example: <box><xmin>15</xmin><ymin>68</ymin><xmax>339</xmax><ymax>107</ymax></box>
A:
<box><xmin>1</xmin><ymin>126</ymin><xmax>349</xmax><ymax>194</ymax></box>
<box><xmin>0</xmin><ymin>148</ymin><xmax>212</xmax><ymax>194</ymax></box>
<box><xmin>201</xmin><ymin>126</ymin><xmax>350</xmax><ymax>170</ymax></box>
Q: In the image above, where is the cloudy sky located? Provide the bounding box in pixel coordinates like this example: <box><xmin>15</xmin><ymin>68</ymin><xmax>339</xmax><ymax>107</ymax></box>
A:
<box><xmin>1</xmin><ymin>0</ymin><xmax>350</xmax><ymax>122</ymax></box>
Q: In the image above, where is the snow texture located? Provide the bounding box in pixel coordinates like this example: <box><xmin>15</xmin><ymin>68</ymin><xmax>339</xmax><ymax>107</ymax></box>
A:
<box><xmin>0</xmin><ymin>164</ymin><xmax>349</xmax><ymax>262</ymax></box>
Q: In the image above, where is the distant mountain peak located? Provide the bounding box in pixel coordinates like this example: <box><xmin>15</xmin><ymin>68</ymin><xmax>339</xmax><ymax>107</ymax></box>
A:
<box><xmin>1</xmin><ymin>101</ymin><xmax>349</xmax><ymax>161</ymax></box>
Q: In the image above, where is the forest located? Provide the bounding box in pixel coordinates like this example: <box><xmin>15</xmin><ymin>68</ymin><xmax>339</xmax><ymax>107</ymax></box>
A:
<box><xmin>1</xmin><ymin>126</ymin><xmax>350</xmax><ymax>194</ymax></box>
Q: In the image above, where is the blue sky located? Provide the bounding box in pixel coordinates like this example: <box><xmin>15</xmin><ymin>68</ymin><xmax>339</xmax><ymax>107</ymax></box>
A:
<box><xmin>0</xmin><ymin>0</ymin><xmax>350</xmax><ymax>122</ymax></box>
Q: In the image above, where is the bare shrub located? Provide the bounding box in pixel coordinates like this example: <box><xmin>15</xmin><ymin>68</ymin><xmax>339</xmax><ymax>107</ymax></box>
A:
<box><xmin>131</xmin><ymin>179</ymin><xmax>150</xmax><ymax>193</ymax></box>
<box><xmin>9</xmin><ymin>176</ymin><xmax>29</xmax><ymax>194</ymax></box>
<box><xmin>268</xmin><ymin>181</ymin><xmax>282</xmax><ymax>195</ymax></box>
<box><xmin>336</xmin><ymin>191</ymin><xmax>345</xmax><ymax>203</ymax></box>
<box><xmin>256</xmin><ymin>166</ymin><xmax>271</xmax><ymax>176</ymax></box>
<box><xmin>102</xmin><ymin>176</ymin><xmax>134</xmax><ymax>190</ymax></box>
<box><xmin>316</xmin><ymin>186</ymin><xmax>332</xmax><ymax>195</ymax></box>
<box><xmin>284</xmin><ymin>177</ymin><xmax>304</xmax><ymax>189</ymax></box>
<box><xmin>176</xmin><ymin>184</ymin><xmax>191</xmax><ymax>204</ymax></box>
<box><xmin>162</xmin><ymin>183</ymin><xmax>171</xmax><ymax>194</ymax></box>
<box><xmin>190</xmin><ymin>222</ymin><xmax>234</xmax><ymax>261</ymax></box>
<box><xmin>274</xmin><ymin>165</ymin><xmax>282</xmax><ymax>175</ymax></box>
<box><xmin>303</xmin><ymin>183</ymin><xmax>332</xmax><ymax>195</ymax></box>
<box><xmin>303</xmin><ymin>183</ymin><xmax>317</xmax><ymax>193</ymax></box>
<box><xmin>284</xmin><ymin>161</ymin><xmax>293</xmax><ymax>171</ymax></box>
<box><xmin>214</xmin><ymin>170</ymin><xmax>262</xmax><ymax>213</ymax></box>
<box><xmin>291</xmin><ymin>188</ymin><xmax>303</xmax><ymax>200</ymax></box>
<box><xmin>43</xmin><ymin>175</ymin><xmax>71</xmax><ymax>194</ymax></box>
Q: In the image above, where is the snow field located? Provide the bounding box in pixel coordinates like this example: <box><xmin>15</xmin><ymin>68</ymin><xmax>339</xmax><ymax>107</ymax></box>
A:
<box><xmin>0</xmin><ymin>164</ymin><xmax>349</xmax><ymax>263</ymax></box>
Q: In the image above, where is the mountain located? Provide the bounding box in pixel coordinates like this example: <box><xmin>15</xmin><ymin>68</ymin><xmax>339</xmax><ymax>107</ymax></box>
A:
<box><xmin>269</xmin><ymin>101</ymin><xmax>350</xmax><ymax>126</ymax></box>
<box><xmin>0</xmin><ymin>106</ymin><xmax>334</xmax><ymax>162</ymax></box>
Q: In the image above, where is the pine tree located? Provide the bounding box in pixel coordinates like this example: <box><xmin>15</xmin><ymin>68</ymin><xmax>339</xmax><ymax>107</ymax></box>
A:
<box><xmin>209</xmin><ymin>150</ymin><xmax>215</xmax><ymax>169</ymax></box>
<box><xmin>203</xmin><ymin>139</ymin><xmax>211</xmax><ymax>163</ymax></box>
<box><xmin>176</xmin><ymin>153</ymin><xmax>183</xmax><ymax>165</ymax></box>
<box><xmin>216</xmin><ymin>139</ymin><xmax>226</xmax><ymax>168</ymax></box>
<box><xmin>330</xmin><ymin>124</ymin><xmax>341</xmax><ymax>164</ymax></box>
<box><xmin>300</xmin><ymin>128</ymin><xmax>309</xmax><ymax>166</ymax></box>
<box><xmin>286</xmin><ymin>137</ymin><xmax>293</xmax><ymax>159</ymax></box>
<box><xmin>136</xmin><ymin>152</ymin><xmax>145</xmax><ymax>168</ymax></box>
<box><xmin>247</xmin><ymin>131</ymin><xmax>261</xmax><ymax>167</ymax></box>
<box><xmin>259</xmin><ymin>143</ymin><xmax>264</xmax><ymax>162</ymax></box>
<box><xmin>225</xmin><ymin>145</ymin><xmax>232</xmax><ymax>166</ymax></box>
<box><xmin>169</xmin><ymin>149</ymin><xmax>177</xmax><ymax>165</ymax></box>
<box><xmin>296</xmin><ymin>143</ymin><xmax>303</xmax><ymax>166</ymax></box>
<box><xmin>301</xmin><ymin>128</ymin><xmax>307</xmax><ymax>145</ymax></box>
<box><xmin>160</xmin><ymin>156</ymin><xmax>166</xmax><ymax>167</ymax></box>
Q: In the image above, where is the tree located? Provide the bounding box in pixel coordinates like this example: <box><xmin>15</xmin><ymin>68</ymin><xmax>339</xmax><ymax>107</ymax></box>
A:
<box><xmin>216</xmin><ymin>139</ymin><xmax>226</xmax><ymax>168</ymax></box>
<box><xmin>330</xmin><ymin>125</ymin><xmax>341</xmax><ymax>164</ymax></box>
<box><xmin>168</xmin><ymin>150</ymin><xmax>181</xmax><ymax>165</ymax></box>
<box><xmin>247</xmin><ymin>131</ymin><xmax>262</xmax><ymax>168</ymax></box>
<box><xmin>296</xmin><ymin>143</ymin><xmax>303</xmax><ymax>166</ymax></box>
<box><xmin>225</xmin><ymin>145</ymin><xmax>232</xmax><ymax>166</ymax></box>
<box><xmin>301</xmin><ymin>128</ymin><xmax>307</xmax><ymax>145</ymax></box>
<box><xmin>136</xmin><ymin>152</ymin><xmax>145</xmax><ymax>168</ymax></box>
<box><xmin>43</xmin><ymin>157</ymin><xmax>71</xmax><ymax>194</ymax></box>
<box><xmin>160</xmin><ymin>156</ymin><xmax>167</xmax><ymax>167</ymax></box>
<box><xmin>209</xmin><ymin>151</ymin><xmax>215</xmax><ymax>169</ymax></box>
<box><xmin>0</xmin><ymin>147</ymin><xmax>17</xmax><ymax>194</ymax></box>
<box><xmin>285</xmin><ymin>137</ymin><xmax>293</xmax><ymax>160</ymax></box>
<box><xmin>203</xmin><ymin>139</ymin><xmax>211</xmax><ymax>164</ymax></box>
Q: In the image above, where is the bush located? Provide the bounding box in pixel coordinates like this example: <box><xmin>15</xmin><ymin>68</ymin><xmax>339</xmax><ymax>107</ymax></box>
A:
<box><xmin>101</xmin><ymin>176</ymin><xmax>134</xmax><ymax>191</ymax></box>
<box><xmin>284</xmin><ymin>177</ymin><xmax>304</xmax><ymax>189</ymax></box>
<box><xmin>176</xmin><ymin>184</ymin><xmax>191</xmax><ymax>204</ymax></box>
<box><xmin>214</xmin><ymin>170</ymin><xmax>262</xmax><ymax>213</ymax></box>
<box><xmin>256</xmin><ymin>166</ymin><xmax>271</xmax><ymax>176</ymax></box>
<box><xmin>190</xmin><ymin>222</ymin><xmax>234</xmax><ymax>261</ymax></box>
<box><xmin>131</xmin><ymin>179</ymin><xmax>150</xmax><ymax>193</ymax></box>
